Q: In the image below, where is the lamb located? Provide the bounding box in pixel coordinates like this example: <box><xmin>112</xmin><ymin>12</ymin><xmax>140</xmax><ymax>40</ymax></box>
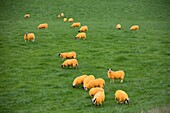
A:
<box><xmin>75</xmin><ymin>33</ymin><xmax>86</xmax><ymax>40</ymax></box>
<box><xmin>61</xmin><ymin>13</ymin><xmax>64</xmax><ymax>17</ymax></box>
<box><xmin>24</xmin><ymin>14</ymin><xmax>30</xmax><ymax>18</ymax></box>
<box><xmin>78</xmin><ymin>26</ymin><xmax>88</xmax><ymax>32</ymax></box>
<box><xmin>92</xmin><ymin>91</ymin><xmax>105</xmax><ymax>106</ymax></box>
<box><xmin>107</xmin><ymin>68</ymin><xmax>125</xmax><ymax>83</ymax></box>
<box><xmin>130</xmin><ymin>25</ymin><xmax>139</xmax><ymax>31</ymax></box>
<box><xmin>61</xmin><ymin>59</ymin><xmax>78</xmax><ymax>68</ymax></box>
<box><xmin>68</xmin><ymin>18</ymin><xmax>73</xmax><ymax>23</ymax></box>
<box><xmin>84</xmin><ymin>78</ymin><xmax>105</xmax><ymax>91</ymax></box>
<box><xmin>63</xmin><ymin>18</ymin><xmax>67</xmax><ymax>22</ymax></box>
<box><xmin>24</xmin><ymin>33</ymin><xmax>35</xmax><ymax>42</ymax></box>
<box><xmin>58</xmin><ymin>51</ymin><xmax>76</xmax><ymax>61</ymax></box>
<box><xmin>72</xmin><ymin>75</ymin><xmax>88</xmax><ymax>88</ymax></box>
<box><xmin>116</xmin><ymin>24</ymin><xmax>121</xmax><ymax>30</ymax></box>
<box><xmin>115</xmin><ymin>90</ymin><xmax>129</xmax><ymax>104</ymax></box>
<box><xmin>83</xmin><ymin>75</ymin><xmax>95</xmax><ymax>90</ymax></box>
<box><xmin>37</xmin><ymin>23</ymin><xmax>48</xmax><ymax>29</ymax></box>
<box><xmin>89</xmin><ymin>87</ymin><xmax>104</xmax><ymax>97</ymax></box>
<box><xmin>71</xmin><ymin>22</ymin><xmax>81</xmax><ymax>28</ymax></box>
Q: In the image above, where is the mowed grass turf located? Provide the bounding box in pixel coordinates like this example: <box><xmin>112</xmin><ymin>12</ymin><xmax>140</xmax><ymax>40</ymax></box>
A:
<box><xmin>0</xmin><ymin>0</ymin><xmax>170</xmax><ymax>113</ymax></box>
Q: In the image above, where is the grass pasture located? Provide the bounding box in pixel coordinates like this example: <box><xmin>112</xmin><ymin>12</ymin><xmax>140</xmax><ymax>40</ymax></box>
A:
<box><xmin>0</xmin><ymin>0</ymin><xmax>170</xmax><ymax>113</ymax></box>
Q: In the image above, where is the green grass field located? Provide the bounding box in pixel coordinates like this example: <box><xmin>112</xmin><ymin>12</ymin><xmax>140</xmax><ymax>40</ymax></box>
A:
<box><xmin>0</xmin><ymin>0</ymin><xmax>170</xmax><ymax>113</ymax></box>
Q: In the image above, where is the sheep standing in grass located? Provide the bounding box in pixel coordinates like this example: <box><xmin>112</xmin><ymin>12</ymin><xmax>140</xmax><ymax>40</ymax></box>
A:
<box><xmin>68</xmin><ymin>18</ymin><xmax>73</xmax><ymax>23</ymax></box>
<box><xmin>116</xmin><ymin>24</ymin><xmax>121</xmax><ymax>30</ymax></box>
<box><xmin>58</xmin><ymin>51</ymin><xmax>76</xmax><ymax>61</ymax></box>
<box><xmin>85</xmin><ymin>78</ymin><xmax>105</xmax><ymax>91</ymax></box>
<box><xmin>89</xmin><ymin>87</ymin><xmax>104</xmax><ymax>97</ymax></box>
<box><xmin>115</xmin><ymin>90</ymin><xmax>129</xmax><ymax>104</ymax></box>
<box><xmin>83</xmin><ymin>75</ymin><xmax>95</xmax><ymax>90</ymax></box>
<box><xmin>24</xmin><ymin>33</ymin><xmax>35</xmax><ymax>42</ymax></box>
<box><xmin>61</xmin><ymin>13</ymin><xmax>64</xmax><ymax>17</ymax></box>
<box><xmin>78</xmin><ymin>26</ymin><xmax>88</xmax><ymax>32</ymax></box>
<box><xmin>107</xmin><ymin>68</ymin><xmax>125</xmax><ymax>83</ymax></box>
<box><xmin>130</xmin><ymin>25</ymin><xmax>139</xmax><ymax>31</ymax></box>
<box><xmin>63</xmin><ymin>18</ymin><xmax>67</xmax><ymax>22</ymax></box>
<box><xmin>37</xmin><ymin>23</ymin><xmax>48</xmax><ymax>29</ymax></box>
<box><xmin>24</xmin><ymin>14</ymin><xmax>30</xmax><ymax>18</ymax></box>
<box><xmin>75</xmin><ymin>33</ymin><xmax>86</xmax><ymax>40</ymax></box>
<box><xmin>61</xmin><ymin>59</ymin><xmax>78</xmax><ymax>69</ymax></box>
<box><xmin>72</xmin><ymin>75</ymin><xmax>88</xmax><ymax>88</ymax></box>
<box><xmin>71</xmin><ymin>22</ymin><xmax>81</xmax><ymax>28</ymax></box>
<box><xmin>92</xmin><ymin>91</ymin><xmax>105</xmax><ymax>106</ymax></box>
<box><xmin>57</xmin><ymin>15</ymin><xmax>61</xmax><ymax>19</ymax></box>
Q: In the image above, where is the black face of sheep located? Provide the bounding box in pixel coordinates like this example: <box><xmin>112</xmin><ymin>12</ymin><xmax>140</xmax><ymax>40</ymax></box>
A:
<box><xmin>108</xmin><ymin>68</ymin><xmax>112</xmax><ymax>72</ymax></box>
<box><xmin>61</xmin><ymin>65</ymin><xmax>64</xmax><ymax>68</ymax></box>
<box><xmin>58</xmin><ymin>53</ymin><xmax>61</xmax><ymax>58</ymax></box>
<box><xmin>72</xmin><ymin>85</ymin><xmax>75</xmax><ymax>88</ymax></box>
<box><xmin>92</xmin><ymin>98</ymin><xmax>96</xmax><ymax>105</ymax></box>
<box><xmin>78</xmin><ymin>30</ymin><xmax>80</xmax><ymax>32</ymax></box>
<box><xmin>124</xmin><ymin>99</ymin><xmax>129</xmax><ymax>104</ymax></box>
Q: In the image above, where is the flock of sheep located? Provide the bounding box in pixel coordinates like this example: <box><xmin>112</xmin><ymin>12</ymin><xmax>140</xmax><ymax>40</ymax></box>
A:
<box><xmin>24</xmin><ymin>12</ymin><xmax>139</xmax><ymax>106</ymax></box>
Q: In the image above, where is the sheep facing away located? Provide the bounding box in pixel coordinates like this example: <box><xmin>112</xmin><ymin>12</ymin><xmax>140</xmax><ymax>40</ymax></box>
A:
<box><xmin>63</xmin><ymin>18</ymin><xmax>67</xmax><ymax>22</ymax></box>
<box><xmin>24</xmin><ymin>14</ymin><xmax>30</xmax><ymax>18</ymax></box>
<box><xmin>116</xmin><ymin>24</ymin><xmax>121</xmax><ymax>30</ymax></box>
<box><xmin>83</xmin><ymin>75</ymin><xmax>95</xmax><ymax>90</ymax></box>
<box><xmin>68</xmin><ymin>18</ymin><xmax>73</xmax><ymax>23</ymax></box>
<box><xmin>107</xmin><ymin>68</ymin><xmax>125</xmax><ymax>83</ymax></box>
<box><xmin>92</xmin><ymin>91</ymin><xmax>105</xmax><ymax>106</ymax></box>
<box><xmin>115</xmin><ymin>90</ymin><xmax>129</xmax><ymax>104</ymax></box>
<box><xmin>71</xmin><ymin>22</ymin><xmax>81</xmax><ymax>28</ymax></box>
<box><xmin>61</xmin><ymin>59</ymin><xmax>78</xmax><ymax>69</ymax></box>
<box><xmin>58</xmin><ymin>51</ymin><xmax>76</xmax><ymax>61</ymax></box>
<box><xmin>61</xmin><ymin>13</ymin><xmax>64</xmax><ymax>17</ymax></box>
<box><xmin>24</xmin><ymin>33</ymin><xmax>35</xmax><ymax>42</ymax></box>
<box><xmin>37</xmin><ymin>23</ymin><xmax>48</xmax><ymax>29</ymax></box>
<box><xmin>57</xmin><ymin>15</ymin><xmax>61</xmax><ymax>19</ymax></box>
<box><xmin>78</xmin><ymin>26</ymin><xmax>88</xmax><ymax>32</ymax></box>
<box><xmin>72</xmin><ymin>75</ymin><xmax>88</xmax><ymax>88</ymax></box>
<box><xmin>89</xmin><ymin>87</ymin><xmax>104</xmax><ymax>97</ymax></box>
<box><xmin>130</xmin><ymin>25</ymin><xmax>139</xmax><ymax>31</ymax></box>
<box><xmin>75</xmin><ymin>32</ymin><xmax>86</xmax><ymax>40</ymax></box>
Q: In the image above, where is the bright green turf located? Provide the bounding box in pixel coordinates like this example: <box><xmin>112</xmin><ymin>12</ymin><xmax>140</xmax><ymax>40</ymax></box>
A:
<box><xmin>0</xmin><ymin>0</ymin><xmax>170</xmax><ymax>113</ymax></box>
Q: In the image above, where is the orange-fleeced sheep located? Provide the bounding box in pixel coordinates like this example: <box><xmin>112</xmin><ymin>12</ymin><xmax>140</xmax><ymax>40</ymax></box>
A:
<box><xmin>115</xmin><ymin>90</ymin><xmax>129</xmax><ymax>104</ymax></box>
<box><xmin>24</xmin><ymin>33</ymin><xmax>35</xmax><ymax>42</ymax></box>
<box><xmin>68</xmin><ymin>18</ymin><xmax>73</xmax><ymax>23</ymax></box>
<box><xmin>92</xmin><ymin>91</ymin><xmax>105</xmax><ymax>106</ymax></box>
<box><xmin>107</xmin><ymin>68</ymin><xmax>125</xmax><ymax>83</ymax></box>
<box><xmin>83</xmin><ymin>75</ymin><xmax>95</xmax><ymax>90</ymax></box>
<box><xmin>75</xmin><ymin>32</ymin><xmax>86</xmax><ymax>40</ymax></box>
<box><xmin>89</xmin><ymin>87</ymin><xmax>104</xmax><ymax>97</ymax></box>
<box><xmin>71</xmin><ymin>22</ymin><xmax>81</xmax><ymax>28</ymax></box>
<box><xmin>78</xmin><ymin>26</ymin><xmax>88</xmax><ymax>32</ymax></box>
<box><xmin>72</xmin><ymin>75</ymin><xmax>88</xmax><ymax>88</ymax></box>
<box><xmin>24</xmin><ymin>14</ymin><xmax>30</xmax><ymax>18</ymax></box>
<box><xmin>61</xmin><ymin>59</ymin><xmax>78</xmax><ymax>69</ymax></box>
<box><xmin>58</xmin><ymin>51</ymin><xmax>76</xmax><ymax>61</ymax></box>
<box><xmin>130</xmin><ymin>25</ymin><xmax>139</xmax><ymax>31</ymax></box>
<box><xmin>84</xmin><ymin>78</ymin><xmax>105</xmax><ymax>91</ymax></box>
<box><xmin>116</xmin><ymin>24</ymin><xmax>121</xmax><ymax>30</ymax></box>
<box><xmin>37</xmin><ymin>23</ymin><xmax>48</xmax><ymax>29</ymax></box>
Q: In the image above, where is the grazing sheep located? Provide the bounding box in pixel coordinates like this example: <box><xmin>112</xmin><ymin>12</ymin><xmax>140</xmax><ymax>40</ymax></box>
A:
<box><xmin>116</xmin><ymin>24</ymin><xmax>121</xmax><ymax>30</ymax></box>
<box><xmin>24</xmin><ymin>14</ymin><xmax>30</xmax><ymax>18</ymax></box>
<box><xmin>37</xmin><ymin>23</ymin><xmax>48</xmax><ymax>29</ymax></box>
<box><xmin>89</xmin><ymin>87</ymin><xmax>104</xmax><ymax>97</ymax></box>
<box><xmin>78</xmin><ymin>26</ymin><xmax>88</xmax><ymax>32</ymax></box>
<box><xmin>92</xmin><ymin>91</ymin><xmax>105</xmax><ymax>106</ymax></box>
<box><xmin>75</xmin><ymin>32</ymin><xmax>86</xmax><ymax>40</ymax></box>
<box><xmin>83</xmin><ymin>75</ymin><xmax>95</xmax><ymax>89</ymax></box>
<box><xmin>58</xmin><ymin>51</ymin><xmax>76</xmax><ymax>61</ymax></box>
<box><xmin>61</xmin><ymin>13</ymin><xmax>64</xmax><ymax>17</ymax></box>
<box><xmin>71</xmin><ymin>22</ymin><xmax>81</xmax><ymax>28</ymax></box>
<box><xmin>57</xmin><ymin>15</ymin><xmax>61</xmax><ymax>19</ymax></box>
<box><xmin>72</xmin><ymin>75</ymin><xmax>88</xmax><ymax>88</ymax></box>
<box><xmin>24</xmin><ymin>33</ymin><xmax>35</xmax><ymax>42</ymax></box>
<box><xmin>115</xmin><ymin>90</ymin><xmax>129</xmax><ymax>104</ymax></box>
<box><xmin>61</xmin><ymin>59</ymin><xmax>78</xmax><ymax>69</ymax></box>
<box><xmin>85</xmin><ymin>78</ymin><xmax>105</xmax><ymax>91</ymax></box>
<box><xmin>130</xmin><ymin>25</ymin><xmax>139</xmax><ymax>31</ymax></box>
<box><xmin>68</xmin><ymin>18</ymin><xmax>73</xmax><ymax>23</ymax></box>
<box><xmin>107</xmin><ymin>68</ymin><xmax>125</xmax><ymax>83</ymax></box>
<box><xmin>63</xmin><ymin>18</ymin><xmax>67</xmax><ymax>22</ymax></box>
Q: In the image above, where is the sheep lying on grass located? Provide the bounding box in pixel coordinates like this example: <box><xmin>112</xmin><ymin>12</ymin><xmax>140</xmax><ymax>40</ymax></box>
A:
<box><xmin>68</xmin><ymin>18</ymin><xmax>73</xmax><ymax>23</ymax></box>
<box><xmin>107</xmin><ymin>68</ymin><xmax>125</xmax><ymax>83</ymax></box>
<box><xmin>58</xmin><ymin>51</ymin><xmax>76</xmax><ymax>61</ymax></box>
<box><xmin>89</xmin><ymin>87</ymin><xmax>104</xmax><ymax>97</ymax></box>
<box><xmin>115</xmin><ymin>90</ymin><xmax>129</xmax><ymax>104</ymax></box>
<box><xmin>92</xmin><ymin>91</ymin><xmax>105</xmax><ymax>106</ymax></box>
<box><xmin>24</xmin><ymin>33</ymin><xmax>35</xmax><ymax>42</ymax></box>
<box><xmin>116</xmin><ymin>24</ymin><xmax>121</xmax><ymax>30</ymax></box>
<box><xmin>61</xmin><ymin>59</ymin><xmax>78</xmax><ymax>69</ymax></box>
<box><xmin>24</xmin><ymin>14</ymin><xmax>30</xmax><ymax>18</ymax></box>
<box><xmin>71</xmin><ymin>22</ymin><xmax>81</xmax><ymax>28</ymax></box>
<box><xmin>63</xmin><ymin>18</ymin><xmax>67</xmax><ymax>22</ymax></box>
<box><xmin>37</xmin><ymin>23</ymin><xmax>48</xmax><ymax>29</ymax></box>
<box><xmin>130</xmin><ymin>25</ymin><xmax>139</xmax><ymax>31</ymax></box>
<box><xmin>84</xmin><ymin>78</ymin><xmax>105</xmax><ymax>91</ymax></box>
<box><xmin>72</xmin><ymin>75</ymin><xmax>88</xmax><ymax>88</ymax></box>
<box><xmin>78</xmin><ymin>26</ymin><xmax>88</xmax><ymax>32</ymax></box>
<box><xmin>83</xmin><ymin>75</ymin><xmax>95</xmax><ymax>90</ymax></box>
<box><xmin>75</xmin><ymin>33</ymin><xmax>86</xmax><ymax>40</ymax></box>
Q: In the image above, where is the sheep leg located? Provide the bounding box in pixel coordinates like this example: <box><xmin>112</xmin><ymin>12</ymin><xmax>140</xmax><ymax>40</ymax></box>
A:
<box><xmin>120</xmin><ymin>79</ymin><xmax>123</xmax><ymax>83</ymax></box>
